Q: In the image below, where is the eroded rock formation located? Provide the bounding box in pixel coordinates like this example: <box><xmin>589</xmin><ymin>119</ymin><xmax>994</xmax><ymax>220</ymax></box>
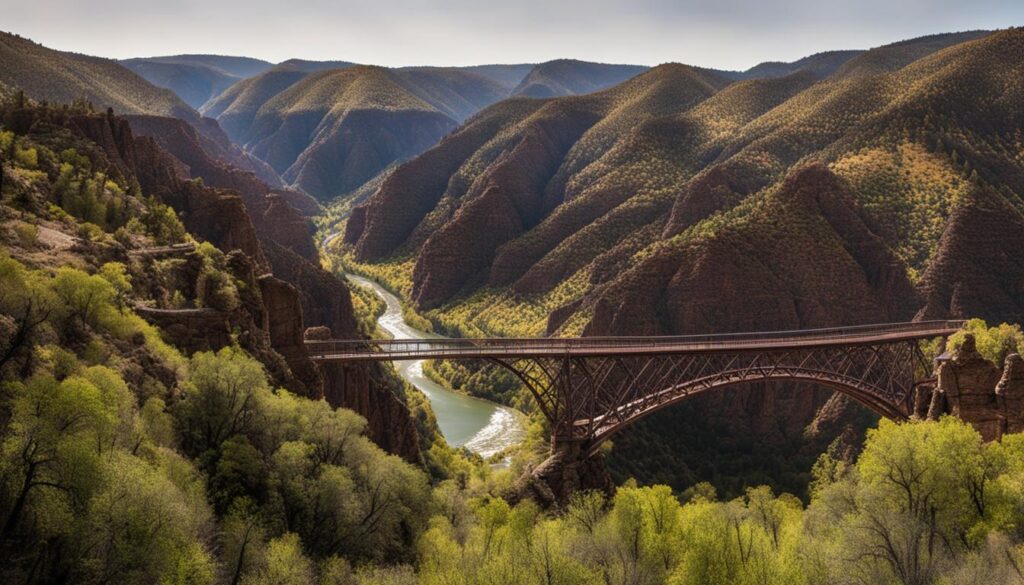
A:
<box><xmin>924</xmin><ymin>335</ymin><xmax>1024</xmax><ymax>440</ymax></box>
<box><xmin>65</xmin><ymin>109</ymin><xmax>423</xmax><ymax>461</ymax></box>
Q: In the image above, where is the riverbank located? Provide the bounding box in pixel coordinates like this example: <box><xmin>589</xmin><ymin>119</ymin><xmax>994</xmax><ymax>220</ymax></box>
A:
<box><xmin>344</xmin><ymin>274</ymin><xmax>527</xmax><ymax>458</ymax></box>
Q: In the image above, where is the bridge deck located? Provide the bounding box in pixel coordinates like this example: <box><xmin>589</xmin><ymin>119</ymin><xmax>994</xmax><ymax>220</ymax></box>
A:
<box><xmin>305</xmin><ymin>320</ymin><xmax>963</xmax><ymax>362</ymax></box>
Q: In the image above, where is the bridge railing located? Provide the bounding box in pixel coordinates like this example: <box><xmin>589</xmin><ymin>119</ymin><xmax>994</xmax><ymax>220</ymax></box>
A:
<box><xmin>304</xmin><ymin>320</ymin><xmax>965</xmax><ymax>359</ymax></box>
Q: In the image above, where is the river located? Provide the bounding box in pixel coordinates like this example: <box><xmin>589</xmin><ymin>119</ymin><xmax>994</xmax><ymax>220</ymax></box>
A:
<box><xmin>344</xmin><ymin>274</ymin><xmax>526</xmax><ymax>458</ymax></box>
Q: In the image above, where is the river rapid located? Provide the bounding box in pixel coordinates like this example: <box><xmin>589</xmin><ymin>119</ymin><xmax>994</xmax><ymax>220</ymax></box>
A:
<box><xmin>344</xmin><ymin>274</ymin><xmax>526</xmax><ymax>458</ymax></box>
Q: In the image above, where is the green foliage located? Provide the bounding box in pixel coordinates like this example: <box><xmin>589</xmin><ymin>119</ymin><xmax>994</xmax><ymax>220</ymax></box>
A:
<box><xmin>240</xmin><ymin>532</ymin><xmax>315</xmax><ymax>585</ymax></box>
<box><xmin>831</xmin><ymin>142</ymin><xmax>968</xmax><ymax>277</ymax></box>
<box><xmin>424</xmin><ymin>358</ymin><xmax>527</xmax><ymax>409</ymax></box>
<box><xmin>948</xmin><ymin>319</ymin><xmax>1024</xmax><ymax>366</ymax></box>
<box><xmin>804</xmin><ymin>417</ymin><xmax>1024</xmax><ymax>585</ymax></box>
<box><xmin>13</xmin><ymin>143</ymin><xmax>37</xmax><ymax>168</ymax></box>
<box><xmin>173</xmin><ymin>347</ymin><xmax>432</xmax><ymax>563</ymax></box>
<box><xmin>346</xmin><ymin>278</ymin><xmax>386</xmax><ymax>336</ymax></box>
<box><xmin>0</xmin><ymin>363</ymin><xmax>213</xmax><ymax>584</ymax></box>
<box><xmin>12</xmin><ymin>220</ymin><xmax>38</xmax><ymax>247</ymax></box>
<box><xmin>414</xmin><ymin>418</ymin><xmax>1024</xmax><ymax>585</ymax></box>
<box><xmin>52</xmin><ymin>265</ymin><xmax>118</xmax><ymax>330</ymax></box>
<box><xmin>0</xmin><ymin>129</ymin><xmax>14</xmax><ymax>156</ymax></box>
<box><xmin>142</xmin><ymin>200</ymin><xmax>188</xmax><ymax>245</ymax></box>
<box><xmin>194</xmin><ymin>242</ymin><xmax>241</xmax><ymax>312</ymax></box>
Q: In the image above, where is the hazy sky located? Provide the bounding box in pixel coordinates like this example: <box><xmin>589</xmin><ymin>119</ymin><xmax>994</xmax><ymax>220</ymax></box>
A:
<box><xmin>4</xmin><ymin>0</ymin><xmax>1023</xmax><ymax>69</ymax></box>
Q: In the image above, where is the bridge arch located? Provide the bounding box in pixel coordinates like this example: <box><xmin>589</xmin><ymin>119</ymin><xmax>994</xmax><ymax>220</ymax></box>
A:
<box><xmin>578</xmin><ymin>368</ymin><xmax>914</xmax><ymax>457</ymax></box>
<box><xmin>307</xmin><ymin>320</ymin><xmax>961</xmax><ymax>504</ymax></box>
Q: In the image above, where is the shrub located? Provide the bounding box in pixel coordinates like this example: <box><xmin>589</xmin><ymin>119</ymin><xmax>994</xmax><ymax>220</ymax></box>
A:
<box><xmin>13</xmin><ymin>221</ymin><xmax>37</xmax><ymax>248</ymax></box>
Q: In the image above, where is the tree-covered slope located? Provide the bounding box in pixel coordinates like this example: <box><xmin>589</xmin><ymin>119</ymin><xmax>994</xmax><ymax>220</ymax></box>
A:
<box><xmin>338</xmin><ymin>28</ymin><xmax>1024</xmax><ymax>492</ymax></box>
<box><xmin>214</xmin><ymin>65</ymin><xmax>513</xmax><ymax>201</ymax></box>
<box><xmin>0</xmin><ymin>104</ymin><xmax>437</xmax><ymax>580</ymax></box>
<box><xmin>120</xmin><ymin>58</ymin><xmax>250</xmax><ymax>109</ymax></box>
<box><xmin>512</xmin><ymin>59</ymin><xmax>649</xmax><ymax>97</ymax></box>
<box><xmin>0</xmin><ymin>31</ymin><xmax>196</xmax><ymax>121</ymax></box>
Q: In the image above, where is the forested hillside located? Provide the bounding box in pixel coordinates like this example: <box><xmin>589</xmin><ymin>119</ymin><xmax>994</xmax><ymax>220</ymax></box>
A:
<box><xmin>511</xmin><ymin>59</ymin><xmax>649</xmax><ymax>97</ymax></box>
<box><xmin>0</xmin><ymin>31</ymin><xmax>195</xmax><ymax>121</ymax></box>
<box><xmin>121</xmin><ymin>55</ymin><xmax>274</xmax><ymax>109</ymax></box>
<box><xmin>0</xmin><ymin>98</ymin><xmax>459</xmax><ymax>582</ymax></box>
<box><xmin>340</xmin><ymin>28</ymin><xmax>1024</xmax><ymax>493</ymax></box>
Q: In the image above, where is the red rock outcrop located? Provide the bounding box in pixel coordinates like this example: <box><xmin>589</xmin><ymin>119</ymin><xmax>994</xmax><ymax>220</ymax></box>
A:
<box><xmin>263</xmin><ymin>241</ymin><xmax>359</xmax><ymax>338</ymax></box>
<box><xmin>997</xmin><ymin>354</ymin><xmax>1024</xmax><ymax>434</ymax></box>
<box><xmin>258</xmin><ymin>275</ymin><xmax>324</xmax><ymax>397</ymax></box>
<box><xmin>67</xmin><ymin>113</ymin><xmax>270</xmax><ymax>268</ymax></box>
<box><xmin>925</xmin><ymin>336</ymin><xmax>1024</xmax><ymax>440</ymax></box>
<box><xmin>125</xmin><ymin>114</ymin><xmax>320</xmax><ymax>263</ymax></box>
<box><xmin>661</xmin><ymin>164</ymin><xmax>764</xmax><ymax>238</ymax></box>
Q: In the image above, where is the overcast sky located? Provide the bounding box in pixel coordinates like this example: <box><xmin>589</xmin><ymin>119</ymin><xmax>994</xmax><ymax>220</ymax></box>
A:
<box><xmin>4</xmin><ymin>0</ymin><xmax>1023</xmax><ymax>70</ymax></box>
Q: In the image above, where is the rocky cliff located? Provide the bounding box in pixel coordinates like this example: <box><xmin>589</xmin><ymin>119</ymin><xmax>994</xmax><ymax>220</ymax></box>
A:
<box><xmin>923</xmin><ymin>335</ymin><xmax>1024</xmax><ymax>441</ymax></box>
<box><xmin>64</xmin><ymin>109</ymin><xmax>422</xmax><ymax>461</ymax></box>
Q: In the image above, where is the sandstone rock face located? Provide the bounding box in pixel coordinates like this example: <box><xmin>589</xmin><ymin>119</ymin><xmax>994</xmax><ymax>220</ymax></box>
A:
<box><xmin>927</xmin><ymin>336</ymin><xmax>1024</xmax><ymax>441</ymax></box>
<box><xmin>67</xmin><ymin>110</ymin><xmax>424</xmax><ymax>463</ymax></box>
<box><xmin>127</xmin><ymin>114</ymin><xmax>283</xmax><ymax>187</ymax></box>
<box><xmin>258</xmin><ymin>275</ymin><xmax>324</xmax><ymax>397</ymax></box>
<box><xmin>70</xmin><ymin>114</ymin><xmax>269</xmax><ymax>268</ymax></box>
<box><xmin>126</xmin><ymin>115</ymin><xmax>319</xmax><ymax>263</ymax></box>
<box><xmin>263</xmin><ymin>242</ymin><xmax>359</xmax><ymax>339</ymax></box>
<box><xmin>933</xmin><ymin>335</ymin><xmax>1003</xmax><ymax>440</ymax></box>
<box><xmin>132</xmin><ymin>306</ymin><xmax>234</xmax><ymax>353</ymax></box>
<box><xmin>997</xmin><ymin>354</ymin><xmax>1024</xmax><ymax>434</ymax></box>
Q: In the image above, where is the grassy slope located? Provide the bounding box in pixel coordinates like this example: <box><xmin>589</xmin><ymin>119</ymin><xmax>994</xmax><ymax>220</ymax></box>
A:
<box><xmin>0</xmin><ymin>31</ymin><xmax>196</xmax><ymax>121</ymax></box>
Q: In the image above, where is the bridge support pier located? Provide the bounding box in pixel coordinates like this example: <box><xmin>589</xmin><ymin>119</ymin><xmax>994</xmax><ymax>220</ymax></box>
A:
<box><xmin>515</xmin><ymin>439</ymin><xmax>615</xmax><ymax>507</ymax></box>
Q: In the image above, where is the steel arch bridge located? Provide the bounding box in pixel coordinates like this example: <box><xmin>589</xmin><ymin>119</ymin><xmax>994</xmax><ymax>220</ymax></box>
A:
<box><xmin>307</xmin><ymin>321</ymin><xmax>962</xmax><ymax>458</ymax></box>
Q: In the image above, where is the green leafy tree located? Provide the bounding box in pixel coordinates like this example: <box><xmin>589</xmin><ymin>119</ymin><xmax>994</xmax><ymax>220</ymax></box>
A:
<box><xmin>173</xmin><ymin>347</ymin><xmax>269</xmax><ymax>461</ymax></box>
<box><xmin>0</xmin><ymin>374</ymin><xmax>107</xmax><ymax>540</ymax></box>
<box><xmin>948</xmin><ymin>319</ymin><xmax>1024</xmax><ymax>366</ymax></box>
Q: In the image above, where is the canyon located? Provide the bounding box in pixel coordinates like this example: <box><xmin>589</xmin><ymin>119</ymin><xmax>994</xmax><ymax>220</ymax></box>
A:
<box><xmin>2</xmin><ymin>25</ymin><xmax>1023</xmax><ymax>496</ymax></box>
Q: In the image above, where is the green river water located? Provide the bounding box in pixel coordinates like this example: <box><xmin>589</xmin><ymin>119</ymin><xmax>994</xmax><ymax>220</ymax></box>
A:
<box><xmin>344</xmin><ymin>274</ymin><xmax>526</xmax><ymax>457</ymax></box>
